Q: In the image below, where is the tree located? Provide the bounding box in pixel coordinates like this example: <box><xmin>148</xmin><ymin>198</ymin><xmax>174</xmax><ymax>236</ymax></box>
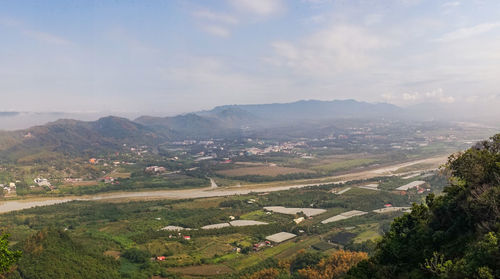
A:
<box><xmin>0</xmin><ymin>233</ymin><xmax>21</xmax><ymax>275</ymax></box>
<box><xmin>297</xmin><ymin>250</ymin><xmax>368</xmax><ymax>279</ymax></box>
<box><xmin>347</xmin><ymin>134</ymin><xmax>500</xmax><ymax>278</ymax></box>
<box><xmin>243</xmin><ymin>268</ymin><xmax>280</xmax><ymax>279</ymax></box>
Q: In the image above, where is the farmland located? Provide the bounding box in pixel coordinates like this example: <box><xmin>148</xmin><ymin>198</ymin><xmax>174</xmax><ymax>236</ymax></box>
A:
<box><xmin>0</xmin><ymin>168</ymin><xmax>449</xmax><ymax>278</ymax></box>
<box><xmin>216</xmin><ymin>166</ymin><xmax>313</xmax><ymax>177</ymax></box>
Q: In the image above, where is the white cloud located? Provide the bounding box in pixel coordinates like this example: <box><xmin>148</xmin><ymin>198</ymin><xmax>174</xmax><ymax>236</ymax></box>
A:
<box><xmin>270</xmin><ymin>24</ymin><xmax>393</xmax><ymax>75</ymax></box>
<box><xmin>390</xmin><ymin>88</ymin><xmax>456</xmax><ymax>104</ymax></box>
<box><xmin>442</xmin><ymin>1</ymin><xmax>460</xmax><ymax>8</ymax></box>
<box><xmin>23</xmin><ymin>30</ymin><xmax>71</xmax><ymax>45</ymax></box>
<box><xmin>201</xmin><ymin>25</ymin><xmax>231</xmax><ymax>37</ymax></box>
<box><xmin>364</xmin><ymin>14</ymin><xmax>383</xmax><ymax>26</ymax></box>
<box><xmin>158</xmin><ymin>57</ymin><xmax>294</xmax><ymax>108</ymax></box>
<box><xmin>436</xmin><ymin>21</ymin><xmax>500</xmax><ymax>42</ymax></box>
<box><xmin>193</xmin><ymin>9</ymin><xmax>238</xmax><ymax>25</ymax></box>
<box><xmin>230</xmin><ymin>0</ymin><xmax>285</xmax><ymax>16</ymax></box>
<box><xmin>0</xmin><ymin>18</ymin><xmax>71</xmax><ymax>45</ymax></box>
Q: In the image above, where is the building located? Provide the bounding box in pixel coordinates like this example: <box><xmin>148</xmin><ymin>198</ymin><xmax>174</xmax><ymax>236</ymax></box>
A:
<box><xmin>293</xmin><ymin>217</ymin><xmax>305</xmax><ymax>224</ymax></box>
<box><xmin>34</xmin><ymin>178</ymin><xmax>51</xmax><ymax>187</ymax></box>
<box><xmin>103</xmin><ymin>177</ymin><xmax>115</xmax><ymax>183</ymax></box>
<box><xmin>145</xmin><ymin>166</ymin><xmax>167</xmax><ymax>173</ymax></box>
<box><xmin>265</xmin><ymin>232</ymin><xmax>297</xmax><ymax>243</ymax></box>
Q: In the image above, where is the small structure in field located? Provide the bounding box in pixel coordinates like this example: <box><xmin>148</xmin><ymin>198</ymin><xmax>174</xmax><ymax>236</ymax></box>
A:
<box><xmin>266</xmin><ymin>232</ymin><xmax>297</xmax><ymax>243</ymax></box>
<box><xmin>202</xmin><ymin>220</ymin><xmax>268</xmax><ymax>229</ymax></box>
<box><xmin>160</xmin><ymin>225</ymin><xmax>190</xmax><ymax>231</ymax></box>
<box><xmin>201</xmin><ymin>223</ymin><xmax>231</xmax><ymax>230</ymax></box>
<box><xmin>402</xmin><ymin>173</ymin><xmax>421</xmax><ymax>179</ymax></box>
<box><xmin>294</xmin><ymin>217</ymin><xmax>305</xmax><ymax>224</ymax></box>
<box><xmin>373</xmin><ymin>207</ymin><xmax>411</xmax><ymax>214</ymax></box>
<box><xmin>145</xmin><ymin>166</ymin><xmax>167</xmax><ymax>174</ymax></box>
<box><xmin>34</xmin><ymin>178</ymin><xmax>51</xmax><ymax>187</ymax></box>
<box><xmin>229</xmin><ymin>220</ymin><xmax>268</xmax><ymax>227</ymax></box>
<box><xmin>263</xmin><ymin>206</ymin><xmax>326</xmax><ymax>217</ymax></box>
<box><xmin>332</xmin><ymin>187</ymin><xmax>352</xmax><ymax>195</ymax></box>
<box><xmin>321</xmin><ymin>210</ymin><xmax>368</xmax><ymax>224</ymax></box>
<box><xmin>357</xmin><ymin>183</ymin><xmax>379</xmax><ymax>191</ymax></box>
<box><xmin>396</xmin><ymin>180</ymin><xmax>426</xmax><ymax>191</ymax></box>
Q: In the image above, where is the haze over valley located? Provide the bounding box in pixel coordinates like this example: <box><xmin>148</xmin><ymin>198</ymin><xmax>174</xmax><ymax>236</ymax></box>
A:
<box><xmin>0</xmin><ymin>1</ymin><xmax>499</xmax><ymax>278</ymax></box>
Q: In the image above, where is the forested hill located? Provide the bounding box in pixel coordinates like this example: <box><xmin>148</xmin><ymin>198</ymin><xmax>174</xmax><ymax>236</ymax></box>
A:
<box><xmin>0</xmin><ymin>116</ymin><xmax>163</xmax><ymax>162</ymax></box>
<box><xmin>346</xmin><ymin>134</ymin><xmax>500</xmax><ymax>279</ymax></box>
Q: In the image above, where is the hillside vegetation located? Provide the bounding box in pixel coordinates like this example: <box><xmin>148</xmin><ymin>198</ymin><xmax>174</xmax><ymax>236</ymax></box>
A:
<box><xmin>347</xmin><ymin>134</ymin><xmax>500</xmax><ymax>278</ymax></box>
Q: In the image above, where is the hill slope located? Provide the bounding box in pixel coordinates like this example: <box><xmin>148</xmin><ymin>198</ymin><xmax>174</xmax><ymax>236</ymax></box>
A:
<box><xmin>347</xmin><ymin>134</ymin><xmax>500</xmax><ymax>278</ymax></box>
<box><xmin>0</xmin><ymin>116</ymin><xmax>162</xmax><ymax>162</ymax></box>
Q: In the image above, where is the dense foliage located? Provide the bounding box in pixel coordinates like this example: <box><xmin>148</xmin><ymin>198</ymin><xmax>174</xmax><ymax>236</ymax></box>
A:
<box><xmin>0</xmin><ymin>233</ymin><xmax>21</xmax><ymax>276</ymax></box>
<box><xmin>8</xmin><ymin>229</ymin><xmax>119</xmax><ymax>279</ymax></box>
<box><xmin>348</xmin><ymin>134</ymin><xmax>500</xmax><ymax>278</ymax></box>
<box><xmin>241</xmin><ymin>250</ymin><xmax>368</xmax><ymax>279</ymax></box>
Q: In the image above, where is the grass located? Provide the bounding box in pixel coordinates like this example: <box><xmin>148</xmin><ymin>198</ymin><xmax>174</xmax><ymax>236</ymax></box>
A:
<box><xmin>217</xmin><ymin>166</ymin><xmax>314</xmax><ymax>177</ymax></box>
<box><xmin>312</xmin><ymin>158</ymin><xmax>377</xmax><ymax>173</ymax></box>
<box><xmin>240</xmin><ymin>210</ymin><xmax>267</xmax><ymax>220</ymax></box>
<box><xmin>353</xmin><ymin>223</ymin><xmax>381</xmax><ymax>243</ymax></box>
<box><xmin>170</xmin><ymin>264</ymin><xmax>234</xmax><ymax>276</ymax></box>
<box><xmin>274</xmin><ymin>236</ymin><xmax>323</xmax><ymax>259</ymax></box>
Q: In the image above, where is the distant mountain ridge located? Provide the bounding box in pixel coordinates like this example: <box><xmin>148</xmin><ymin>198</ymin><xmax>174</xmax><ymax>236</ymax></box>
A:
<box><xmin>0</xmin><ymin>99</ymin><xmax>405</xmax><ymax>161</ymax></box>
<box><xmin>204</xmin><ymin>99</ymin><xmax>401</xmax><ymax>122</ymax></box>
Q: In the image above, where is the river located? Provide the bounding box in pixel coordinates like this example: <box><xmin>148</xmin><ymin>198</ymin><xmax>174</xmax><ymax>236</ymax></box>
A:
<box><xmin>0</xmin><ymin>155</ymin><xmax>447</xmax><ymax>214</ymax></box>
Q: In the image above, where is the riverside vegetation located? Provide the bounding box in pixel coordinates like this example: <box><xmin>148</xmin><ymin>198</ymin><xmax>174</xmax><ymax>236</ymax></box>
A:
<box><xmin>0</xmin><ymin>134</ymin><xmax>497</xmax><ymax>278</ymax></box>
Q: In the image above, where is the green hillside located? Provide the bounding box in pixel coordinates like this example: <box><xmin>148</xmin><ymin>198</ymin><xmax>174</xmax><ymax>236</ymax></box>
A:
<box><xmin>347</xmin><ymin>134</ymin><xmax>500</xmax><ymax>278</ymax></box>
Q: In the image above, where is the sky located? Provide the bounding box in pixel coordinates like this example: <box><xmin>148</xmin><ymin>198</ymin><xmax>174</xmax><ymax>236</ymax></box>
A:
<box><xmin>1</xmin><ymin>0</ymin><xmax>500</xmax><ymax>116</ymax></box>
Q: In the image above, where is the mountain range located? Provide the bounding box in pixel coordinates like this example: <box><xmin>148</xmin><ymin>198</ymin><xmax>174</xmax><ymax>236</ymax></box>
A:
<box><xmin>0</xmin><ymin>99</ymin><xmax>490</xmax><ymax>162</ymax></box>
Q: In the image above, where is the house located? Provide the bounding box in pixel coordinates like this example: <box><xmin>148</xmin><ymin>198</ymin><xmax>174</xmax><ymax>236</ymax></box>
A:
<box><xmin>253</xmin><ymin>242</ymin><xmax>267</xmax><ymax>251</ymax></box>
<box><xmin>145</xmin><ymin>166</ymin><xmax>167</xmax><ymax>174</ymax></box>
<box><xmin>183</xmin><ymin>236</ymin><xmax>191</xmax><ymax>240</ymax></box>
<box><xmin>34</xmin><ymin>178</ymin><xmax>51</xmax><ymax>187</ymax></box>
<box><xmin>156</xmin><ymin>256</ymin><xmax>166</xmax><ymax>261</ymax></box>
<box><xmin>103</xmin><ymin>177</ymin><xmax>115</xmax><ymax>183</ymax></box>
<box><xmin>384</xmin><ymin>204</ymin><xmax>392</xmax><ymax>208</ymax></box>
<box><xmin>293</xmin><ymin>217</ymin><xmax>305</xmax><ymax>224</ymax></box>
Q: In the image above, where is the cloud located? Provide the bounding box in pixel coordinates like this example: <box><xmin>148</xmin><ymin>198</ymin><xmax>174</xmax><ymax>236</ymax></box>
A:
<box><xmin>442</xmin><ymin>1</ymin><xmax>460</xmax><ymax>8</ymax></box>
<box><xmin>23</xmin><ymin>30</ymin><xmax>71</xmax><ymax>45</ymax></box>
<box><xmin>270</xmin><ymin>24</ymin><xmax>393</xmax><ymax>75</ymax></box>
<box><xmin>230</xmin><ymin>0</ymin><xmax>285</xmax><ymax>16</ymax></box>
<box><xmin>436</xmin><ymin>21</ymin><xmax>500</xmax><ymax>42</ymax></box>
<box><xmin>158</xmin><ymin>57</ymin><xmax>294</xmax><ymax>108</ymax></box>
<box><xmin>0</xmin><ymin>17</ymin><xmax>71</xmax><ymax>45</ymax></box>
<box><xmin>201</xmin><ymin>25</ymin><xmax>231</xmax><ymax>37</ymax></box>
<box><xmin>193</xmin><ymin>8</ymin><xmax>238</xmax><ymax>37</ymax></box>
<box><xmin>388</xmin><ymin>88</ymin><xmax>456</xmax><ymax>105</ymax></box>
<box><xmin>193</xmin><ymin>9</ymin><xmax>238</xmax><ymax>25</ymax></box>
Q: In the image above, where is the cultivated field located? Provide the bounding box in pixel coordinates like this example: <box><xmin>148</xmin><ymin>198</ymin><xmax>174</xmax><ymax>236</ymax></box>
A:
<box><xmin>217</xmin><ymin>166</ymin><xmax>314</xmax><ymax>177</ymax></box>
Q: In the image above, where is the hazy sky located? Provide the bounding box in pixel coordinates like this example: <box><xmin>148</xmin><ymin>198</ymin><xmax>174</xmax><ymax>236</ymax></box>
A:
<box><xmin>1</xmin><ymin>0</ymin><xmax>500</xmax><ymax>115</ymax></box>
